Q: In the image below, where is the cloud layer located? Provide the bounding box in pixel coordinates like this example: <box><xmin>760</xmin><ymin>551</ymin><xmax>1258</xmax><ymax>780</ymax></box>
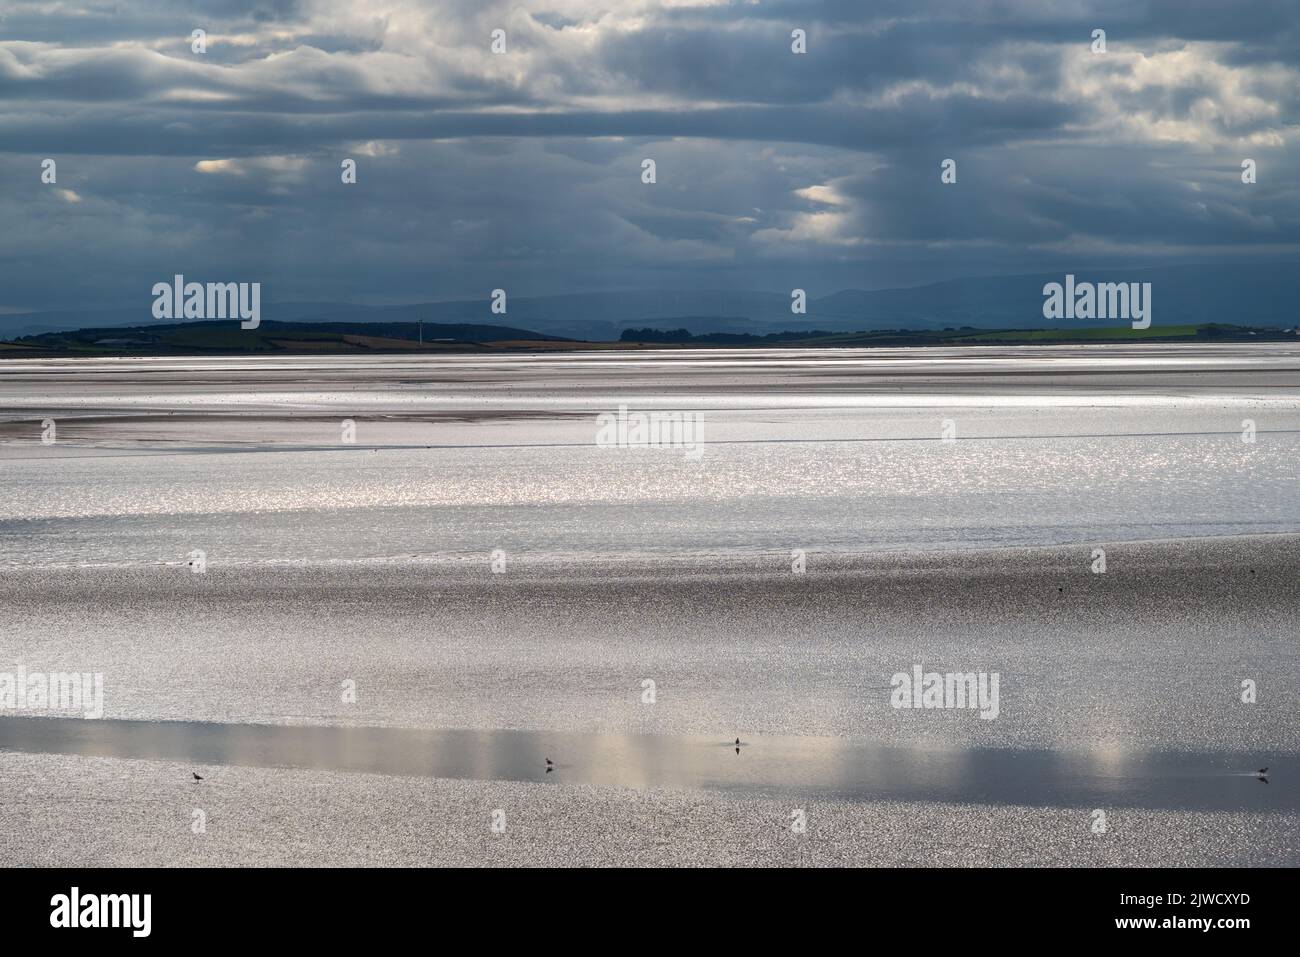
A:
<box><xmin>2</xmin><ymin>0</ymin><xmax>1297</xmax><ymax>312</ymax></box>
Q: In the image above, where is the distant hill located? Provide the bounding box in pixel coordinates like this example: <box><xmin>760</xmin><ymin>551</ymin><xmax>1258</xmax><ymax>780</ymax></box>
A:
<box><xmin>2</xmin><ymin>262</ymin><xmax>1295</xmax><ymax>340</ymax></box>
<box><xmin>615</xmin><ymin>323</ymin><xmax>1296</xmax><ymax>347</ymax></box>
<box><xmin>10</xmin><ymin>320</ymin><xmax>569</xmax><ymax>355</ymax></box>
<box><xmin>7</xmin><ymin>320</ymin><xmax>1293</xmax><ymax>357</ymax></box>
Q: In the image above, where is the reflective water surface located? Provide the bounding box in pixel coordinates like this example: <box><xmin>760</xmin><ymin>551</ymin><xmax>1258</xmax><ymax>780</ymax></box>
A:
<box><xmin>2</xmin><ymin>348</ymin><xmax>1299</xmax><ymax>565</ymax></box>
<box><xmin>0</xmin><ymin>716</ymin><xmax>1287</xmax><ymax>812</ymax></box>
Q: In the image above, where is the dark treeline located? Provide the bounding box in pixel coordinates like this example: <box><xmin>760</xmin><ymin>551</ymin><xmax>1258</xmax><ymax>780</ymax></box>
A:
<box><xmin>620</xmin><ymin>328</ymin><xmax>838</xmax><ymax>344</ymax></box>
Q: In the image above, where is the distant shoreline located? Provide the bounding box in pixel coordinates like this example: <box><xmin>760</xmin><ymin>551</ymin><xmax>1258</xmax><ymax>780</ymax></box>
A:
<box><xmin>2</xmin><ymin>320</ymin><xmax>1296</xmax><ymax>358</ymax></box>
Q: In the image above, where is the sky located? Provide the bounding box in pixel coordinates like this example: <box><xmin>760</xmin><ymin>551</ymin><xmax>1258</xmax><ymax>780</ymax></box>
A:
<box><xmin>1</xmin><ymin>0</ymin><xmax>1298</xmax><ymax>313</ymax></box>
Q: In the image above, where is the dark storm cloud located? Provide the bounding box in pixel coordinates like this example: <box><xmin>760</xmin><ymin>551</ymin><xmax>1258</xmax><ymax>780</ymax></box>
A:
<box><xmin>0</xmin><ymin>0</ymin><xmax>1296</xmax><ymax>312</ymax></box>
<box><xmin>0</xmin><ymin>97</ymin><xmax>1074</xmax><ymax>157</ymax></box>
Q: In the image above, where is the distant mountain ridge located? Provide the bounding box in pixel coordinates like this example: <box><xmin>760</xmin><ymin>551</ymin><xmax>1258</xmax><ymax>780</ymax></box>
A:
<box><xmin>4</xmin><ymin>263</ymin><xmax>1294</xmax><ymax>340</ymax></box>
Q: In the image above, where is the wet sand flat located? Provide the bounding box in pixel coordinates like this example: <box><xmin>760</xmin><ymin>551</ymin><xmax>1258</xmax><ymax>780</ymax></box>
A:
<box><xmin>1</xmin><ymin>751</ymin><xmax>1293</xmax><ymax>867</ymax></box>
<box><xmin>1</xmin><ymin>347</ymin><xmax>1297</xmax><ymax>866</ymax></box>
<box><xmin>0</xmin><ymin>537</ymin><xmax>1295</xmax><ymax>752</ymax></box>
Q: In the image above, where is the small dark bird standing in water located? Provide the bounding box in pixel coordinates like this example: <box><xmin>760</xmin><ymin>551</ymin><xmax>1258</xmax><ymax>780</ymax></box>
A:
<box><xmin>1257</xmin><ymin>767</ymin><xmax>1268</xmax><ymax>775</ymax></box>
<box><xmin>192</xmin><ymin>772</ymin><xmax>203</xmax><ymax>782</ymax></box>
<box><xmin>545</xmin><ymin>758</ymin><xmax>553</xmax><ymax>773</ymax></box>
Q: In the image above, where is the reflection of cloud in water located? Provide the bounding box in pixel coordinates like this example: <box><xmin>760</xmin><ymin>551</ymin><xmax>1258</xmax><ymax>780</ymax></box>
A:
<box><xmin>0</xmin><ymin>717</ymin><xmax>1288</xmax><ymax>814</ymax></box>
